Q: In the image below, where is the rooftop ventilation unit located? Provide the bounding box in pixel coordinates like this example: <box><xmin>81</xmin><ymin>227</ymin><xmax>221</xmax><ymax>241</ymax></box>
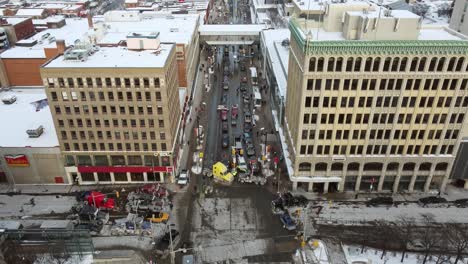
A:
<box><xmin>1</xmin><ymin>95</ymin><xmax>16</xmax><ymax>104</ymax></box>
<box><xmin>26</xmin><ymin>125</ymin><xmax>44</xmax><ymax>138</ymax></box>
<box><xmin>170</xmin><ymin>28</ymin><xmax>179</xmax><ymax>32</ymax></box>
<box><xmin>281</xmin><ymin>39</ymin><xmax>290</xmax><ymax>46</ymax></box>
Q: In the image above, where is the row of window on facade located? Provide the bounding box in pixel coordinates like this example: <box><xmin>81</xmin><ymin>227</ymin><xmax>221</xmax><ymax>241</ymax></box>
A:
<box><xmin>55</xmin><ymin>103</ymin><xmax>165</xmax><ymax>117</ymax></box>
<box><xmin>305</xmin><ymin>95</ymin><xmax>468</xmax><ymax>109</ymax></box>
<box><xmin>297</xmin><ymin>161</ymin><xmax>449</xmax><ymax>173</ymax></box>
<box><xmin>63</xmin><ymin>141</ymin><xmax>169</xmax><ymax>152</ymax></box>
<box><xmin>65</xmin><ymin>155</ymin><xmax>171</xmax><ymax>167</ymax></box>
<box><xmin>303</xmin><ymin>112</ymin><xmax>465</xmax><ymax>126</ymax></box>
<box><xmin>306</xmin><ymin>78</ymin><xmax>467</xmax><ymax>91</ymax></box>
<box><xmin>301</xmin><ymin>128</ymin><xmax>460</xmax><ymax>142</ymax></box>
<box><xmin>309</xmin><ymin>56</ymin><xmax>466</xmax><ymax>73</ymax></box>
<box><xmin>47</xmin><ymin>77</ymin><xmax>161</xmax><ymax>89</ymax></box>
<box><xmin>299</xmin><ymin>143</ymin><xmax>455</xmax><ymax>156</ymax></box>
<box><xmin>56</xmin><ymin>118</ymin><xmax>165</xmax><ymax>129</ymax></box>
<box><xmin>80</xmin><ymin>172</ymin><xmax>163</xmax><ymax>182</ymax></box>
<box><xmin>51</xmin><ymin>90</ymin><xmax>163</xmax><ymax>102</ymax></box>
<box><xmin>60</xmin><ymin>129</ymin><xmax>166</xmax><ymax>141</ymax></box>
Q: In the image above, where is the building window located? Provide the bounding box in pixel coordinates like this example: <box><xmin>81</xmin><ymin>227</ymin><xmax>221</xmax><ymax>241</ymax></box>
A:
<box><xmin>317</xmin><ymin>57</ymin><xmax>324</xmax><ymax>71</ymax></box>
<box><xmin>309</xmin><ymin>58</ymin><xmax>316</xmax><ymax>72</ymax></box>
<box><xmin>298</xmin><ymin>162</ymin><xmax>311</xmax><ymax>171</ymax></box>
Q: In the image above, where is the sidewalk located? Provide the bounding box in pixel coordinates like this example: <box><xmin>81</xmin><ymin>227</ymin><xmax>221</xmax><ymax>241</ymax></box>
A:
<box><xmin>291</xmin><ymin>184</ymin><xmax>468</xmax><ymax>202</ymax></box>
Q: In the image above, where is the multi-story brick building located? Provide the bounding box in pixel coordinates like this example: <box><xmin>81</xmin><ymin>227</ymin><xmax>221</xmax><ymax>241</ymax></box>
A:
<box><xmin>284</xmin><ymin>2</ymin><xmax>468</xmax><ymax>193</ymax></box>
<box><xmin>40</xmin><ymin>36</ymin><xmax>181</xmax><ymax>184</ymax></box>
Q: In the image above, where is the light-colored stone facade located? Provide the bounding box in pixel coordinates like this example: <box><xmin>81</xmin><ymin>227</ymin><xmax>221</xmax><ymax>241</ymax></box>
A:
<box><xmin>285</xmin><ymin>16</ymin><xmax>468</xmax><ymax>193</ymax></box>
<box><xmin>450</xmin><ymin>0</ymin><xmax>468</xmax><ymax>36</ymax></box>
<box><xmin>40</xmin><ymin>46</ymin><xmax>181</xmax><ymax>184</ymax></box>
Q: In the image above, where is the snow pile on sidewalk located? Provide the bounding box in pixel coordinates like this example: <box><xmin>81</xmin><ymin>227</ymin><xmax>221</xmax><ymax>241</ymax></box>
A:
<box><xmin>315</xmin><ymin>201</ymin><xmax>468</xmax><ymax>225</ymax></box>
<box><xmin>34</xmin><ymin>254</ymin><xmax>93</xmax><ymax>264</ymax></box>
<box><xmin>0</xmin><ymin>194</ymin><xmax>76</xmax><ymax>217</ymax></box>
<box><xmin>343</xmin><ymin>244</ymin><xmax>460</xmax><ymax>264</ymax></box>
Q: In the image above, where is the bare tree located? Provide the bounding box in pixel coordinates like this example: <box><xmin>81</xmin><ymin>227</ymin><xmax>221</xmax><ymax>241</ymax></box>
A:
<box><xmin>374</xmin><ymin>220</ymin><xmax>396</xmax><ymax>259</ymax></box>
<box><xmin>394</xmin><ymin>216</ymin><xmax>415</xmax><ymax>263</ymax></box>
<box><xmin>419</xmin><ymin>214</ymin><xmax>442</xmax><ymax>264</ymax></box>
<box><xmin>445</xmin><ymin>223</ymin><xmax>468</xmax><ymax>264</ymax></box>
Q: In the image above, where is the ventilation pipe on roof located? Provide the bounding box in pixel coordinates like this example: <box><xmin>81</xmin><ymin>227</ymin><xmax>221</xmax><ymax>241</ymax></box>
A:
<box><xmin>56</xmin><ymin>39</ymin><xmax>66</xmax><ymax>54</ymax></box>
<box><xmin>87</xmin><ymin>13</ymin><xmax>94</xmax><ymax>29</ymax></box>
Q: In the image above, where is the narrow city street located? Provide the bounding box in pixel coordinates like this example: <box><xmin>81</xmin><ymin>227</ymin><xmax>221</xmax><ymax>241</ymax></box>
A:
<box><xmin>170</xmin><ymin>0</ymin><xmax>299</xmax><ymax>262</ymax></box>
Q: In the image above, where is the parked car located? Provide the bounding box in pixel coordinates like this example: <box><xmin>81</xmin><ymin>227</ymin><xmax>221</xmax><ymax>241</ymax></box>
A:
<box><xmin>222</xmin><ymin>121</ymin><xmax>228</xmax><ymax>132</ymax></box>
<box><xmin>418</xmin><ymin>196</ymin><xmax>447</xmax><ymax>206</ymax></box>
<box><xmin>246</xmin><ymin>145</ymin><xmax>255</xmax><ymax>157</ymax></box>
<box><xmin>221</xmin><ymin>109</ymin><xmax>228</xmax><ymax>121</ymax></box>
<box><xmin>177</xmin><ymin>170</ymin><xmax>190</xmax><ymax>185</ymax></box>
<box><xmin>244</xmin><ymin>112</ymin><xmax>252</xmax><ymax>123</ymax></box>
<box><xmin>222</xmin><ymin>133</ymin><xmax>229</xmax><ymax>148</ymax></box>
<box><xmin>280</xmin><ymin>212</ymin><xmax>296</xmax><ymax>230</ymax></box>
<box><xmin>231</xmin><ymin>104</ymin><xmax>238</xmax><ymax>119</ymax></box>
<box><xmin>240</xmin><ymin>83</ymin><xmax>247</xmax><ymax>92</ymax></box>
<box><xmin>244</xmin><ymin>123</ymin><xmax>252</xmax><ymax>133</ymax></box>
<box><xmin>454</xmin><ymin>198</ymin><xmax>468</xmax><ymax>207</ymax></box>
<box><xmin>223</xmin><ymin>83</ymin><xmax>229</xmax><ymax>90</ymax></box>
<box><xmin>243</xmin><ymin>132</ymin><xmax>252</xmax><ymax>142</ymax></box>
<box><xmin>237</xmin><ymin>156</ymin><xmax>248</xmax><ymax>172</ymax></box>
<box><xmin>366</xmin><ymin>197</ymin><xmax>393</xmax><ymax>207</ymax></box>
<box><xmin>145</xmin><ymin>211</ymin><xmax>169</xmax><ymax>223</ymax></box>
<box><xmin>241</xmin><ymin>76</ymin><xmax>247</xmax><ymax>83</ymax></box>
<box><xmin>231</xmin><ymin>119</ymin><xmax>237</xmax><ymax>126</ymax></box>
<box><xmin>240</xmin><ymin>63</ymin><xmax>246</xmax><ymax>71</ymax></box>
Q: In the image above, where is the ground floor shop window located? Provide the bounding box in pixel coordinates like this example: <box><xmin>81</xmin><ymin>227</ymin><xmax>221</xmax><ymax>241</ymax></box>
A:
<box><xmin>360</xmin><ymin>176</ymin><xmax>377</xmax><ymax>191</ymax></box>
<box><xmin>344</xmin><ymin>176</ymin><xmax>357</xmax><ymax>191</ymax></box>
<box><xmin>414</xmin><ymin>175</ymin><xmax>426</xmax><ymax>191</ymax></box>
<box><xmin>97</xmin><ymin>173</ymin><xmax>111</xmax><ymax>182</ymax></box>
<box><xmin>147</xmin><ymin>172</ymin><xmax>161</xmax><ymax>182</ymax></box>
<box><xmin>398</xmin><ymin>175</ymin><xmax>412</xmax><ymax>191</ymax></box>
<box><xmin>131</xmin><ymin>173</ymin><xmax>144</xmax><ymax>182</ymax></box>
<box><xmin>114</xmin><ymin>173</ymin><xmax>128</xmax><ymax>182</ymax></box>
<box><xmin>81</xmin><ymin>173</ymin><xmax>95</xmax><ymax>182</ymax></box>
<box><xmin>382</xmin><ymin>176</ymin><xmax>395</xmax><ymax>191</ymax></box>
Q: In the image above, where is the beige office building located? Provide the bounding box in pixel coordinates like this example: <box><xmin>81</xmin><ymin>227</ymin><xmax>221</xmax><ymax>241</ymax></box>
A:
<box><xmin>284</xmin><ymin>2</ymin><xmax>468</xmax><ymax>193</ymax></box>
<box><xmin>450</xmin><ymin>0</ymin><xmax>468</xmax><ymax>36</ymax></box>
<box><xmin>41</xmin><ymin>35</ymin><xmax>181</xmax><ymax>184</ymax></box>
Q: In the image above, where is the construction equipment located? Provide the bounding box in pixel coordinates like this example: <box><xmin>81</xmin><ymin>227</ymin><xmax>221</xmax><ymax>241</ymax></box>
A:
<box><xmin>212</xmin><ymin>162</ymin><xmax>234</xmax><ymax>184</ymax></box>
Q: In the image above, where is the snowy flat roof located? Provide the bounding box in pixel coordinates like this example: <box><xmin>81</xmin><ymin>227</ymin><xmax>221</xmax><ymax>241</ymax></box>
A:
<box><xmin>0</xmin><ymin>88</ymin><xmax>59</xmax><ymax>148</ymax></box>
<box><xmin>1</xmin><ymin>17</ymin><xmax>88</xmax><ymax>59</ymax></box>
<box><xmin>4</xmin><ymin>17</ymin><xmax>30</xmax><ymax>25</ymax></box>
<box><xmin>96</xmin><ymin>14</ymin><xmax>199</xmax><ymax>45</ymax></box>
<box><xmin>32</xmin><ymin>15</ymin><xmax>65</xmax><ymax>25</ymax></box>
<box><xmin>292</xmin><ymin>0</ymin><xmax>369</xmax><ymax>11</ymax></box>
<box><xmin>15</xmin><ymin>8</ymin><xmax>45</xmax><ymax>16</ymax></box>
<box><xmin>44</xmin><ymin>44</ymin><xmax>174</xmax><ymax>68</ymax></box>
<box><xmin>262</xmin><ymin>29</ymin><xmax>290</xmax><ymax>99</ymax></box>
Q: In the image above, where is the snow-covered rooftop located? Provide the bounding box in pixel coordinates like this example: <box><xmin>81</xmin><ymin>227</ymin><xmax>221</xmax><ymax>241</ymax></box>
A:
<box><xmin>15</xmin><ymin>8</ymin><xmax>45</xmax><ymax>16</ymax></box>
<box><xmin>4</xmin><ymin>16</ymin><xmax>30</xmax><ymax>25</ymax></box>
<box><xmin>0</xmin><ymin>88</ymin><xmax>58</xmax><ymax>148</ymax></box>
<box><xmin>43</xmin><ymin>44</ymin><xmax>174</xmax><ymax>68</ymax></box>
<box><xmin>94</xmin><ymin>13</ymin><xmax>199</xmax><ymax>45</ymax></box>
<box><xmin>1</xmin><ymin>17</ymin><xmax>88</xmax><ymax>59</ymax></box>
<box><xmin>262</xmin><ymin>28</ymin><xmax>290</xmax><ymax>99</ymax></box>
<box><xmin>292</xmin><ymin>0</ymin><xmax>369</xmax><ymax>11</ymax></box>
<box><xmin>32</xmin><ymin>15</ymin><xmax>65</xmax><ymax>25</ymax></box>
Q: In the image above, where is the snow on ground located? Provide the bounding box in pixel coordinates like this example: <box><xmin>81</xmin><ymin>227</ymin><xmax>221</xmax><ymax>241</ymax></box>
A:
<box><xmin>314</xmin><ymin>202</ymin><xmax>468</xmax><ymax>225</ymax></box>
<box><xmin>34</xmin><ymin>254</ymin><xmax>93</xmax><ymax>264</ymax></box>
<box><xmin>191</xmin><ymin>197</ymin><xmax>274</xmax><ymax>262</ymax></box>
<box><xmin>0</xmin><ymin>194</ymin><xmax>76</xmax><ymax>217</ymax></box>
<box><xmin>344</xmin><ymin>245</ymin><xmax>466</xmax><ymax>264</ymax></box>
